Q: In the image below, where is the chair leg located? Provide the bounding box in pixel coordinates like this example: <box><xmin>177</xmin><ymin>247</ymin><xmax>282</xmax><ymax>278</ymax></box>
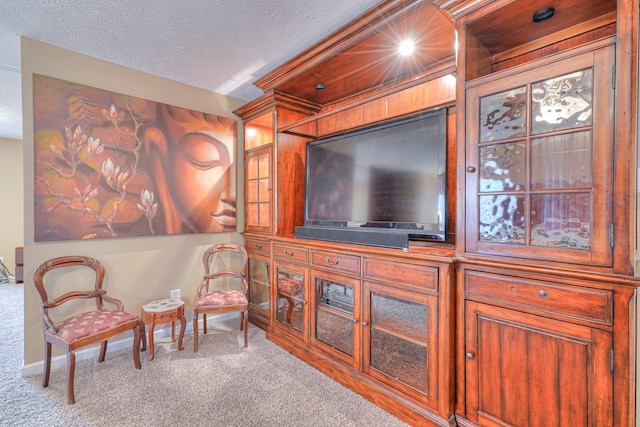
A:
<box><xmin>203</xmin><ymin>313</ymin><xmax>207</xmax><ymax>334</ymax></box>
<box><xmin>132</xmin><ymin>323</ymin><xmax>141</xmax><ymax>369</ymax></box>
<box><xmin>243</xmin><ymin>311</ymin><xmax>248</xmax><ymax>348</ymax></box>
<box><xmin>66</xmin><ymin>350</ymin><xmax>76</xmax><ymax>404</ymax></box>
<box><xmin>193</xmin><ymin>312</ymin><xmax>199</xmax><ymax>352</ymax></box>
<box><xmin>98</xmin><ymin>341</ymin><xmax>107</xmax><ymax>362</ymax></box>
<box><xmin>43</xmin><ymin>342</ymin><xmax>51</xmax><ymax>387</ymax></box>
<box><xmin>240</xmin><ymin>312</ymin><xmax>244</xmax><ymax>331</ymax></box>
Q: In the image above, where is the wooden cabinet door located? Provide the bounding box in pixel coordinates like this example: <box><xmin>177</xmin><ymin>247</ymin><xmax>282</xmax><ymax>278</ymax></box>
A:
<box><xmin>245</xmin><ymin>145</ymin><xmax>273</xmax><ymax>233</ymax></box>
<box><xmin>310</xmin><ymin>269</ymin><xmax>361</xmax><ymax>370</ymax></box>
<box><xmin>465</xmin><ymin>301</ymin><xmax>613</xmax><ymax>426</ymax></box>
<box><xmin>273</xmin><ymin>261</ymin><xmax>308</xmax><ymax>342</ymax></box>
<box><xmin>465</xmin><ymin>44</ymin><xmax>615</xmax><ymax>266</ymax></box>
<box><xmin>362</xmin><ymin>281</ymin><xmax>439</xmax><ymax>408</ymax></box>
<box><xmin>247</xmin><ymin>254</ymin><xmax>271</xmax><ymax>328</ymax></box>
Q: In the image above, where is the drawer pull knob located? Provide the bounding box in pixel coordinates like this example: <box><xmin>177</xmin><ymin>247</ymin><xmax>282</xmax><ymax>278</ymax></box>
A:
<box><xmin>538</xmin><ymin>290</ymin><xmax>548</xmax><ymax>298</ymax></box>
<box><xmin>466</xmin><ymin>352</ymin><xmax>475</xmax><ymax>359</ymax></box>
<box><xmin>325</xmin><ymin>256</ymin><xmax>340</xmax><ymax>266</ymax></box>
<box><xmin>253</xmin><ymin>243</ymin><xmax>263</xmax><ymax>249</ymax></box>
<box><xmin>284</xmin><ymin>249</ymin><xmax>294</xmax><ymax>257</ymax></box>
<box><xmin>466</xmin><ymin>166</ymin><xmax>476</xmax><ymax>173</ymax></box>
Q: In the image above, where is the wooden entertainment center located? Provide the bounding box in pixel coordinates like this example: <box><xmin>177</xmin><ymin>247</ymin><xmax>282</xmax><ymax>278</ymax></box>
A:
<box><xmin>234</xmin><ymin>1</ymin><xmax>639</xmax><ymax>425</ymax></box>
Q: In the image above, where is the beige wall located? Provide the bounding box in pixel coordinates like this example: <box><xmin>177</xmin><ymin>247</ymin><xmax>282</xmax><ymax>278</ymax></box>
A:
<box><xmin>0</xmin><ymin>136</ymin><xmax>24</xmax><ymax>272</ymax></box>
<box><xmin>21</xmin><ymin>38</ymin><xmax>246</xmax><ymax>365</ymax></box>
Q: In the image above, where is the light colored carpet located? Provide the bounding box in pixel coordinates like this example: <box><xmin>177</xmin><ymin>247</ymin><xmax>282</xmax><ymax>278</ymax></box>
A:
<box><xmin>0</xmin><ymin>282</ymin><xmax>408</xmax><ymax>427</ymax></box>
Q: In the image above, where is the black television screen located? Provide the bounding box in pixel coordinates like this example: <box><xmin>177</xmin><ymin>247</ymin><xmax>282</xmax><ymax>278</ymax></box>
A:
<box><xmin>297</xmin><ymin>107</ymin><xmax>447</xmax><ymax>248</ymax></box>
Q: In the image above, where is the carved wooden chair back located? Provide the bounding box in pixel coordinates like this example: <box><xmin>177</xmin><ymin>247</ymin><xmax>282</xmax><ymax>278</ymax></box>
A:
<box><xmin>193</xmin><ymin>243</ymin><xmax>249</xmax><ymax>351</ymax></box>
<box><xmin>33</xmin><ymin>255</ymin><xmax>141</xmax><ymax>404</ymax></box>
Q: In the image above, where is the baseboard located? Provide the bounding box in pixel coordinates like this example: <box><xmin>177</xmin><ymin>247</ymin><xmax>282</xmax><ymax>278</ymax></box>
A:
<box><xmin>22</xmin><ymin>313</ymin><xmax>238</xmax><ymax>377</ymax></box>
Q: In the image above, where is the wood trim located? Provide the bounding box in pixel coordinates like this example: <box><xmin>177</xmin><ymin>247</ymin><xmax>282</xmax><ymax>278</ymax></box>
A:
<box><xmin>278</xmin><ymin>61</ymin><xmax>456</xmax><ymax>138</ymax></box>
<box><xmin>455</xmin><ymin>256</ymin><xmax>640</xmax><ymax>288</ymax></box>
<box><xmin>612</xmin><ymin>0</ymin><xmax>638</xmax><ymax>275</ymax></box>
<box><xmin>434</xmin><ymin>0</ymin><xmax>494</xmax><ymax>19</ymax></box>
<box><xmin>234</xmin><ymin>90</ymin><xmax>322</xmax><ymax>121</ymax></box>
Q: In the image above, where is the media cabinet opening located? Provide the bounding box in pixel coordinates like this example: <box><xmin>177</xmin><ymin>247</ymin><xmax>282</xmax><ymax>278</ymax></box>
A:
<box><xmin>295</xmin><ymin>107</ymin><xmax>447</xmax><ymax>249</ymax></box>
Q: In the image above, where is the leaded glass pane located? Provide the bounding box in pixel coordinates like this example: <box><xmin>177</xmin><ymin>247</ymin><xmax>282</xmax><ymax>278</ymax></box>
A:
<box><xmin>371</xmin><ymin>293</ymin><xmax>426</xmax><ymax>342</ymax></box>
<box><xmin>248</xmin><ymin>258</ymin><xmax>269</xmax><ymax>310</ymax></box>
<box><xmin>479</xmin><ymin>141</ymin><xmax>526</xmax><ymax>192</ymax></box>
<box><xmin>530</xmin><ymin>193</ymin><xmax>591</xmax><ymax>249</ymax></box>
<box><xmin>277</xmin><ymin>267</ymin><xmax>304</xmax><ymax>331</ymax></box>
<box><xmin>531</xmin><ymin>69</ymin><xmax>593</xmax><ymax>134</ymax></box>
<box><xmin>479</xmin><ymin>87</ymin><xmax>527</xmax><ymax>142</ymax></box>
<box><xmin>316</xmin><ymin>310</ymin><xmax>353</xmax><ymax>356</ymax></box>
<box><xmin>531</xmin><ymin>132</ymin><xmax>592</xmax><ymax>190</ymax></box>
<box><xmin>370</xmin><ymin>329</ymin><xmax>427</xmax><ymax>393</ymax></box>
<box><xmin>479</xmin><ymin>195</ymin><xmax>526</xmax><ymax>244</ymax></box>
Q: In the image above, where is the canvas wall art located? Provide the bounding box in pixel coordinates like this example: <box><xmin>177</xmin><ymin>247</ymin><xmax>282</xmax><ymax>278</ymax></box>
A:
<box><xmin>33</xmin><ymin>74</ymin><xmax>237</xmax><ymax>242</ymax></box>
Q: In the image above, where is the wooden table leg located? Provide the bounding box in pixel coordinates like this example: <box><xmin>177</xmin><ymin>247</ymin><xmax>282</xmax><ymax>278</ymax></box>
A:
<box><xmin>148</xmin><ymin>320</ymin><xmax>156</xmax><ymax>361</ymax></box>
<box><xmin>178</xmin><ymin>312</ymin><xmax>186</xmax><ymax>351</ymax></box>
<box><xmin>140</xmin><ymin>322</ymin><xmax>147</xmax><ymax>352</ymax></box>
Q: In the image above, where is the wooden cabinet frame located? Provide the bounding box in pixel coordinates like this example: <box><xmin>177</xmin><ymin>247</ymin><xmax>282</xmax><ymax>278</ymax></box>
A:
<box><xmin>235</xmin><ymin>1</ymin><xmax>639</xmax><ymax>425</ymax></box>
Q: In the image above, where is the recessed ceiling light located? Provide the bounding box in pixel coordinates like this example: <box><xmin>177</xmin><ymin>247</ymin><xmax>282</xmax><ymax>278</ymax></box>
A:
<box><xmin>532</xmin><ymin>7</ymin><xmax>555</xmax><ymax>23</ymax></box>
<box><xmin>398</xmin><ymin>39</ymin><xmax>414</xmax><ymax>56</ymax></box>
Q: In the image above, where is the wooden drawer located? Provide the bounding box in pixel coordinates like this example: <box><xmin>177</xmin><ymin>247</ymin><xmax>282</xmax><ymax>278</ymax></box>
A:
<box><xmin>465</xmin><ymin>270</ymin><xmax>613</xmax><ymax>326</ymax></box>
<box><xmin>273</xmin><ymin>244</ymin><xmax>308</xmax><ymax>264</ymax></box>
<box><xmin>363</xmin><ymin>258</ymin><xmax>438</xmax><ymax>291</ymax></box>
<box><xmin>311</xmin><ymin>250</ymin><xmax>360</xmax><ymax>275</ymax></box>
<box><xmin>245</xmin><ymin>238</ymin><xmax>270</xmax><ymax>256</ymax></box>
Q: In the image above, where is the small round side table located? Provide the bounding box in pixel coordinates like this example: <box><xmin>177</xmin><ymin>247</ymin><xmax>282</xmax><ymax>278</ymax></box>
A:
<box><xmin>140</xmin><ymin>298</ymin><xmax>186</xmax><ymax>361</ymax></box>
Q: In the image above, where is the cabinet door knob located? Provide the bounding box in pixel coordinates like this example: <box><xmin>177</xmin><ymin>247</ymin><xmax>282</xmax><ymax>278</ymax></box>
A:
<box><xmin>466</xmin><ymin>352</ymin><xmax>475</xmax><ymax>359</ymax></box>
<box><xmin>352</xmin><ymin>318</ymin><xmax>358</xmax><ymax>324</ymax></box>
<box><xmin>466</xmin><ymin>166</ymin><xmax>477</xmax><ymax>173</ymax></box>
<box><xmin>362</xmin><ymin>321</ymin><xmax>369</xmax><ymax>326</ymax></box>
<box><xmin>538</xmin><ymin>290</ymin><xmax>548</xmax><ymax>298</ymax></box>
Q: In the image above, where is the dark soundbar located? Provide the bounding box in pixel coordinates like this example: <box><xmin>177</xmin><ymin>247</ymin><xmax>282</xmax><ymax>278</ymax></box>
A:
<box><xmin>294</xmin><ymin>226</ymin><xmax>409</xmax><ymax>250</ymax></box>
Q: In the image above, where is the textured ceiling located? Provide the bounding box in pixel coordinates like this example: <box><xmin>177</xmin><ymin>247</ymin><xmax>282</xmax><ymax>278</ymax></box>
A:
<box><xmin>0</xmin><ymin>0</ymin><xmax>382</xmax><ymax>140</ymax></box>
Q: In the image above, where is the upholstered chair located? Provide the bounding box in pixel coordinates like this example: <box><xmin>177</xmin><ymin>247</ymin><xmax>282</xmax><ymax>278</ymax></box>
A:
<box><xmin>193</xmin><ymin>243</ymin><xmax>249</xmax><ymax>351</ymax></box>
<box><xmin>33</xmin><ymin>256</ymin><xmax>141</xmax><ymax>404</ymax></box>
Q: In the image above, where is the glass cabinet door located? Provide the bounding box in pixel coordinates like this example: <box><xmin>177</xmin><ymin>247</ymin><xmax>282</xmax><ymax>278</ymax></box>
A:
<box><xmin>465</xmin><ymin>45</ymin><xmax>614</xmax><ymax>266</ymax></box>
<box><xmin>247</xmin><ymin>257</ymin><xmax>270</xmax><ymax>325</ymax></box>
<box><xmin>245</xmin><ymin>146</ymin><xmax>272</xmax><ymax>232</ymax></box>
<box><xmin>275</xmin><ymin>263</ymin><xmax>307</xmax><ymax>338</ymax></box>
<box><xmin>244</xmin><ymin>111</ymin><xmax>273</xmax><ymax>233</ymax></box>
<box><xmin>310</xmin><ymin>270</ymin><xmax>360</xmax><ymax>369</ymax></box>
<box><xmin>362</xmin><ymin>281</ymin><xmax>438</xmax><ymax>407</ymax></box>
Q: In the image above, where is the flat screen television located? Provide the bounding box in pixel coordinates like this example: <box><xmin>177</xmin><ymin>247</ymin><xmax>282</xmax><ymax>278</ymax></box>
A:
<box><xmin>295</xmin><ymin>107</ymin><xmax>447</xmax><ymax>249</ymax></box>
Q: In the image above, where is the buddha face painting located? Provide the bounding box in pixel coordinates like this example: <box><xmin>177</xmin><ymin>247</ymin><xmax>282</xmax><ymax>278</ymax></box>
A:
<box><xmin>33</xmin><ymin>74</ymin><xmax>237</xmax><ymax>241</ymax></box>
<box><xmin>144</xmin><ymin>104</ymin><xmax>237</xmax><ymax>234</ymax></box>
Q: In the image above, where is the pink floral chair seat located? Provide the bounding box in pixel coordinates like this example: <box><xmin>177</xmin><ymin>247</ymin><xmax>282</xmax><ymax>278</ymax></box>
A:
<box><xmin>195</xmin><ymin>289</ymin><xmax>248</xmax><ymax>308</ymax></box>
<box><xmin>48</xmin><ymin>309</ymin><xmax>140</xmax><ymax>344</ymax></box>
